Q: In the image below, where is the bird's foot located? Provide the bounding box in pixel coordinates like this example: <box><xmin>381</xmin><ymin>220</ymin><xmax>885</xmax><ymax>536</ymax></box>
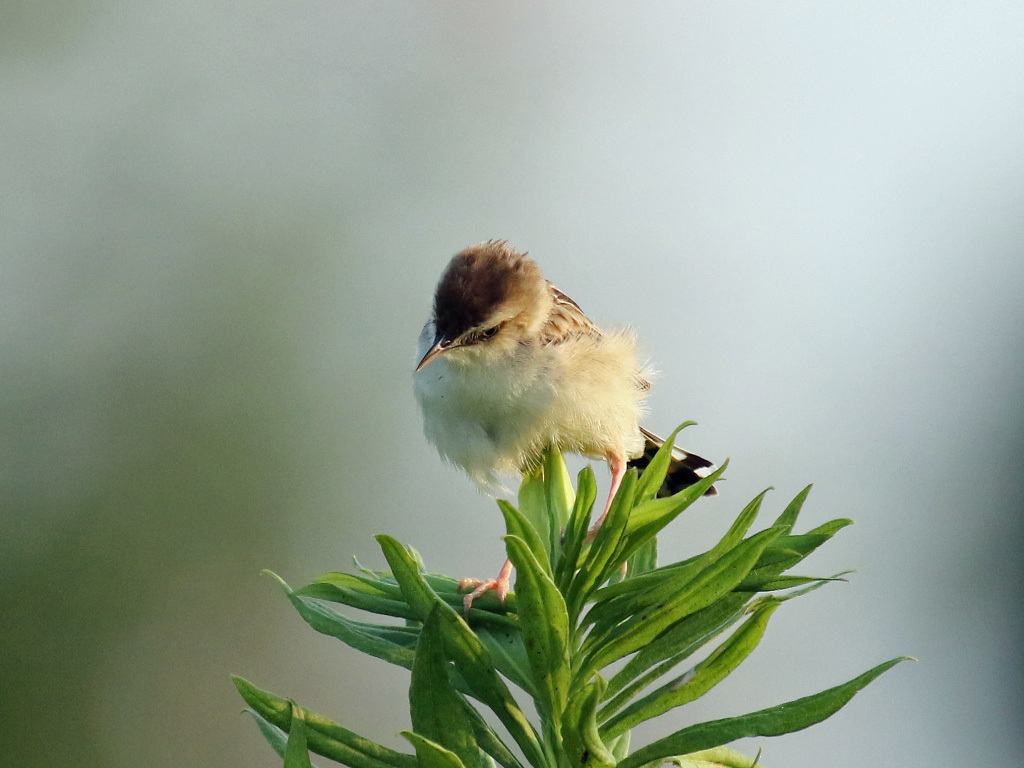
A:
<box><xmin>458</xmin><ymin>557</ymin><xmax>514</xmax><ymax>612</ymax></box>
<box><xmin>458</xmin><ymin>576</ymin><xmax>510</xmax><ymax>612</ymax></box>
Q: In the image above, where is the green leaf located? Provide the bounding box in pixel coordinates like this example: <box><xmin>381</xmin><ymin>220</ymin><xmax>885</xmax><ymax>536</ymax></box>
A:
<box><xmin>578</xmin><ymin>526</ymin><xmax>783</xmax><ymax>681</ymax></box>
<box><xmin>626</xmin><ymin>535</ymin><xmax>658</xmax><ymax>578</ymax></box>
<box><xmin>432</xmin><ymin>608</ymin><xmax>546</xmax><ymax>768</ymax></box>
<box><xmin>769</xmin><ymin>574</ymin><xmax>850</xmax><ymax>603</ymax></box>
<box><xmin>402</xmin><ymin>732</ymin><xmax>467</xmax><ymax>768</ymax></box>
<box><xmin>735</xmin><ymin>572</ymin><xmax>849</xmax><ymax>593</ymax></box>
<box><xmin>668</xmin><ymin>746</ymin><xmax>764</xmax><ymax>767</ymax></box>
<box><xmin>245</xmin><ymin>708</ymin><xmax>288</xmax><ymax>757</ymax></box>
<box><xmin>773</xmin><ymin>484</ymin><xmax>813</xmax><ymax>533</ymax></box>
<box><xmin>475</xmin><ymin>625</ymin><xmax>537</xmax><ymax>697</ymax></box>
<box><xmin>544</xmin><ymin>447</ymin><xmax>576</xmax><ymax>561</ymax></box>
<box><xmin>601</xmin><ymin>602</ymin><xmax>780</xmax><ymax>739</ymax></box>
<box><xmin>377</xmin><ymin>536</ymin><xmax>547</xmax><ymax>768</ymax></box>
<box><xmin>566</xmin><ymin>470</ymin><xmax>637</xmax><ymax>623</ymax></box>
<box><xmin>617</xmin><ymin>657</ymin><xmax>913</xmax><ymax>768</ymax></box>
<box><xmin>588</xmin><ymin>488</ymin><xmax>769</xmax><ymax>627</ymax></box>
<box><xmin>245</xmin><ymin>709</ymin><xmax>322</xmax><ymax>768</ymax></box>
<box><xmin>411</xmin><ymin>606</ymin><xmax>484</xmax><ymax>768</ymax></box>
<box><xmin>613</xmin><ymin>462</ymin><xmax>728</xmax><ymax>569</ymax></box>
<box><xmin>583</xmin><ymin>522</ymin><xmax>779</xmax><ymax>656</ymax></box>
<box><xmin>504</xmin><ymin>535</ymin><xmax>571</xmax><ymax>724</ymax></box>
<box><xmin>601</xmin><ymin>593</ymin><xmax>751</xmax><ymax>716</ymax></box>
<box><xmin>300</xmin><ymin>570</ymin><xmax>518</xmax><ymax>628</ymax></box>
<box><xmin>285</xmin><ymin>702</ymin><xmax>314</xmax><ymax>768</ymax></box>
<box><xmin>517</xmin><ymin>462</ymin><xmax>550</xmax><ymax>554</ymax></box>
<box><xmin>514</xmin><ymin>448</ymin><xmax>577</xmax><ymax>572</ymax></box>
<box><xmin>609</xmin><ymin>732</ymin><xmax>630</xmax><ymax>764</ymax></box>
<box><xmin>233</xmin><ymin>676</ymin><xmax>417</xmax><ymax>768</ymax></box>
<box><xmin>745</xmin><ymin>519</ymin><xmax>853</xmax><ymax>577</ymax></box>
<box><xmin>634</xmin><ymin>422</ymin><xmax>695</xmax><ymax>500</ymax></box>
<box><xmin>296</xmin><ymin>573</ymin><xmax>416</xmax><ymax>618</ymax></box>
<box><xmin>267</xmin><ymin>572</ymin><xmax>421</xmax><ymax>671</ymax></box>
<box><xmin>561</xmin><ymin>677</ymin><xmax>615</xmax><ymax>768</ymax></box>
<box><xmin>555</xmin><ymin>466</ymin><xmax>597</xmax><ymax>593</ymax></box>
<box><xmin>377</xmin><ymin>536</ymin><xmax>445</xmax><ymax>621</ymax></box>
<box><xmin>624</xmin><ymin>461</ymin><xmax>728</xmax><ymax>540</ymax></box>
<box><xmin>458</xmin><ymin>698</ymin><xmax>526</xmax><ymax>768</ymax></box>
<box><xmin>498</xmin><ymin>500</ymin><xmax>552</xmax><ymax>578</ymax></box>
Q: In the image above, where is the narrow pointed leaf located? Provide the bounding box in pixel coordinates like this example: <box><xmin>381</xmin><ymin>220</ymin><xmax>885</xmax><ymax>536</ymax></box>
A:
<box><xmin>617</xmin><ymin>657</ymin><xmax>912</xmax><ymax>768</ymax></box>
<box><xmin>749</xmin><ymin>519</ymin><xmax>853</xmax><ymax>573</ymax></box>
<box><xmin>476</xmin><ymin>625</ymin><xmax>537</xmax><ymax>697</ymax></box>
<box><xmin>269</xmin><ymin>573</ymin><xmax>420</xmax><ymax>671</ymax></box>
<box><xmin>567</xmin><ymin>470</ymin><xmax>636</xmax><ymax>622</ymax></box>
<box><xmin>376</xmin><ymin>536</ymin><xmax>443</xmax><ymax>620</ymax></box>
<box><xmin>602</xmin><ymin>602</ymin><xmax>780</xmax><ymax>739</ymax></box>
<box><xmin>583</xmin><ymin>521</ymin><xmax>780</xmax><ymax>655</ymax></box>
<box><xmin>736</xmin><ymin>572</ymin><xmax>848</xmax><ymax>592</ymax></box>
<box><xmin>431</xmin><ymin>608</ymin><xmax>546</xmax><ymax>768</ymax></box>
<box><xmin>517</xmin><ymin>463</ymin><xmax>549</xmax><ymax>552</ymax></box>
<box><xmin>233</xmin><ymin>676</ymin><xmax>417</xmax><ymax>768</ymax></box>
<box><xmin>587</xmin><ymin>489</ymin><xmax>770</xmax><ymax>629</ymax></box>
<box><xmin>626</xmin><ymin>535</ymin><xmax>658</xmax><ymax>577</ymax></box>
<box><xmin>498</xmin><ymin>500</ymin><xmax>552</xmax><ymax>578</ymax></box>
<box><xmin>300</xmin><ymin>572</ymin><xmax>516</xmax><ymax>627</ymax></box>
<box><xmin>285</xmin><ymin>702</ymin><xmax>314</xmax><ymax>768</ymax></box>
<box><xmin>297</xmin><ymin>572</ymin><xmax>415</xmax><ymax>617</ymax></box>
<box><xmin>578</xmin><ymin>527</ymin><xmax>783</xmax><ymax>680</ymax></box>
<box><xmin>602</xmin><ymin>592</ymin><xmax>751</xmax><ymax>712</ymax></box>
<box><xmin>561</xmin><ymin>678</ymin><xmax>615</xmax><ymax>768</ymax></box>
<box><xmin>555</xmin><ymin>466</ymin><xmax>597</xmax><ymax>592</ymax></box>
<box><xmin>544</xmin><ymin>447</ymin><xmax>576</xmax><ymax>561</ymax></box>
<box><xmin>377</xmin><ymin>536</ymin><xmax>546</xmax><ymax>768</ymax></box>
<box><xmin>611</xmin><ymin>463</ymin><xmax>728</xmax><ymax>571</ymax></box>
<box><xmin>634</xmin><ymin>422</ymin><xmax>695</xmax><ymax>500</ymax></box>
<box><xmin>771</xmin><ymin>574</ymin><xmax>852</xmax><ymax>603</ymax></box>
<box><xmin>625</xmin><ymin>461</ymin><xmax>728</xmax><ymax>539</ymax></box>
<box><xmin>609</xmin><ymin>732</ymin><xmax>630</xmax><ymax>763</ymax></box>
<box><xmin>773</xmin><ymin>485</ymin><xmax>813</xmax><ymax>533</ymax></box>
<box><xmin>674</xmin><ymin>746</ymin><xmax>764</xmax><ymax>767</ymax></box>
<box><xmin>505</xmin><ymin>535</ymin><xmax>570</xmax><ymax>723</ymax></box>
<box><xmin>458</xmin><ymin>698</ymin><xmax>526</xmax><ymax>768</ymax></box>
<box><xmin>245</xmin><ymin>709</ymin><xmax>322</xmax><ymax>768</ymax></box>
<box><xmin>411</xmin><ymin>606</ymin><xmax>483</xmax><ymax>768</ymax></box>
<box><xmin>402</xmin><ymin>732</ymin><xmax>467</xmax><ymax>768</ymax></box>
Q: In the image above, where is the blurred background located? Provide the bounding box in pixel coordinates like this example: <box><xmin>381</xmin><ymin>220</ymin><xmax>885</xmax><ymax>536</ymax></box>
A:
<box><xmin>2</xmin><ymin>2</ymin><xmax>1022</xmax><ymax>766</ymax></box>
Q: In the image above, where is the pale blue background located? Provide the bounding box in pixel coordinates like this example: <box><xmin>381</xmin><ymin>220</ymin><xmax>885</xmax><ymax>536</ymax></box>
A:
<box><xmin>2</xmin><ymin>3</ymin><xmax>1022</xmax><ymax>766</ymax></box>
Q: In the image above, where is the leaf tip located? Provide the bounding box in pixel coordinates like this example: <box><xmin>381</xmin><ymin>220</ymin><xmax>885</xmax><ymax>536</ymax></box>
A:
<box><xmin>261</xmin><ymin>570</ymin><xmax>292</xmax><ymax>592</ymax></box>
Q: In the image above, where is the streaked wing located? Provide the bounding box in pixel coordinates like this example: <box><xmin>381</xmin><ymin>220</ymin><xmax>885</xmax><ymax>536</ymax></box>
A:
<box><xmin>539</xmin><ymin>284</ymin><xmax>601</xmax><ymax>345</ymax></box>
<box><xmin>543</xmin><ymin>283</ymin><xmax>651</xmax><ymax>391</ymax></box>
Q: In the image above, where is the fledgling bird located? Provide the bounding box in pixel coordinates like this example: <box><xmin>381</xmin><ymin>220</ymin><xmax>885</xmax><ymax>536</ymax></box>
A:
<box><xmin>414</xmin><ymin>241</ymin><xmax>716</xmax><ymax>609</ymax></box>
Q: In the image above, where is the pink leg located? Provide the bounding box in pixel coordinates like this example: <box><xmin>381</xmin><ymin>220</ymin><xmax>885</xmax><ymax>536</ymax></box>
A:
<box><xmin>586</xmin><ymin>453</ymin><xmax>627</xmax><ymax>540</ymax></box>
<box><xmin>458</xmin><ymin>557</ymin><xmax>514</xmax><ymax>612</ymax></box>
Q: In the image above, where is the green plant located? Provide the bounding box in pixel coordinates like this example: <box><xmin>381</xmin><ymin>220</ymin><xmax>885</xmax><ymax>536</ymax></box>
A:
<box><xmin>234</xmin><ymin>425</ymin><xmax>909</xmax><ymax>768</ymax></box>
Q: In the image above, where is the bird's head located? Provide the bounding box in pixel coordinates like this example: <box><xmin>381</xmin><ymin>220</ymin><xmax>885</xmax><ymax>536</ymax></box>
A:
<box><xmin>416</xmin><ymin>241</ymin><xmax>553</xmax><ymax>371</ymax></box>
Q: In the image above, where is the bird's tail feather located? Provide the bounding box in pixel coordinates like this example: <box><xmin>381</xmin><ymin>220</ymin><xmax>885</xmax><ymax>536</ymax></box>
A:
<box><xmin>629</xmin><ymin>427</ymin><xmax>719</xmax><ymax>497</ymax></box>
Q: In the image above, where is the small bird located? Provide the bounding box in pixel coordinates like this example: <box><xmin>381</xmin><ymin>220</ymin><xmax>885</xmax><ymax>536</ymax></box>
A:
<box><xmin>414</xmin><ymin>241</ymin><xmax>716</xmax><ymax>609</ymax></box>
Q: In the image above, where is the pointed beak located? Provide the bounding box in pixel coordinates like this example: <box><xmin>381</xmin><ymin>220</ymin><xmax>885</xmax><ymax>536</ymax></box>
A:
<box><xmin>415</xmin><ymin>335</ymin><xmax>453</xmax><ymax>372</ymax></box>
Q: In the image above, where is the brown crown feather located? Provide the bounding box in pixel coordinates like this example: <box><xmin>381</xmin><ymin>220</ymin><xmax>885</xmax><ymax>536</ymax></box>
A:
<box><xmin>433</xmin><ymin>241</ymin><xmax>543</xmax><ymax>341</ymax></box>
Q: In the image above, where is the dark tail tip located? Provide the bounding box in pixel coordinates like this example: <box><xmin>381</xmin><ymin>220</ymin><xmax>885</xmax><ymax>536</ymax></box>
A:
<box><xmin>629</xmin><ymin>431</ymin><xmax>719</xmax><ymax>497</ymax></box>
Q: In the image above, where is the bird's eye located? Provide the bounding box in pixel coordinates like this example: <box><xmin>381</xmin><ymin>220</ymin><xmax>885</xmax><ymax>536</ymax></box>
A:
<box><xmin>479</xmin><ymin>325</ymin><xmax>500</xmax><ymax>340</ymax></box>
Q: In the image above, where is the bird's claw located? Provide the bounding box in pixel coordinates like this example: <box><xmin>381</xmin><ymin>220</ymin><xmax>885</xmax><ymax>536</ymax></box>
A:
<box><xmin>458</xmin><ymin>575</ymin><xmax>510</xmax><ymax>613</ymax></box>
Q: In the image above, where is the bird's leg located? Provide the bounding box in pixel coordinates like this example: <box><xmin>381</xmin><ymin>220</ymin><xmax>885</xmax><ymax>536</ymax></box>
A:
<box><xmin>585</xmin><ymin>453</ymin><xmax>627</xmax><ymax>541</ymax></box>
<box><xmin>458</xmin><ymin>557</ymin><xmax>514</xmax><ymax>613</ymax></box>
